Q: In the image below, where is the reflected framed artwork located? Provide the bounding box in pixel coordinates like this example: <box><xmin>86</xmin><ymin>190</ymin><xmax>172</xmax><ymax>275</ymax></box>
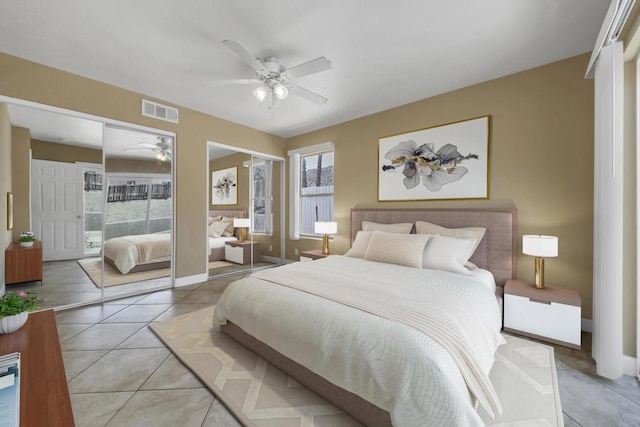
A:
<box><xmin>6</xmin><ymin>192</ymin><xmax>13</xmax><ymax>230</ymax></box>
<box><xmin>378</xmin><ymin>115</ymin><xmax>490</xmax><ymax>201</ymax></box>
<box><xmin>212</xmin><ymin>167</ymin><xmax>238</xmax><ymax>205</ymax></box>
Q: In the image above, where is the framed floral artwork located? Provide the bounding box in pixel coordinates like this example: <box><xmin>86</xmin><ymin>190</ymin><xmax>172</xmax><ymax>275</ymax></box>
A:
<box><xmin>6</xmin><ymin>192</ymin><xmax>13</xmax><ymax>230</ymax></box>
<box><xmin>378</xmin><ymin>115</ymin><xmax>490</xmax><ymax>201</ymax></box>
<box><xmin>212</xmin><ymin>167</ymin><xmax>238</xmax><ymax>205</ymax></box>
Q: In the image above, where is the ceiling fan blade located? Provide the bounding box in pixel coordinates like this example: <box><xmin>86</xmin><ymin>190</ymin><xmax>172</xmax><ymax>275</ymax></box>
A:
<box><xmin>222</xmin><ymin>40</ymin><xmax>268</xmax><ymax>76</ymax></box>
<box><xmin>288</xmin><ymin>84</ymin><xmax>328</xmax><ymax>105</ymax></box>
<box><xmin>283</xmin><ymin>57</ymin><xmax>332</xmax><ymax>81</ymax></box>
<box><xmin>124</xmin><ymin>147</ymin><xmax>154</xmax><ymax>152</ymax></box>
<box><xmin>137</xmin><ymin>142</ymin><xmax>158</xmax><ymax>149</ymax></box>
<box><xmin>202</xmin><ymin>78</ymin><xmax>260</xmax><ymax>86</ymax></box>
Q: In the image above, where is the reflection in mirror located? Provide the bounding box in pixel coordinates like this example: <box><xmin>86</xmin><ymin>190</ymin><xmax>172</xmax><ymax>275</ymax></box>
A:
<box><xmin>207</xmin><ymin>143</ymin><xmax>284</xmax><ymax>278</ymax></box>
<box><xmin>4</xmin><ymin>103</ymin><xmax>104</xmax><ymax>309</ymax></box>
<box><xmin>102</xmin><ymin>125</ymin><xmax>173</xmax><ymax>300</ymax></box>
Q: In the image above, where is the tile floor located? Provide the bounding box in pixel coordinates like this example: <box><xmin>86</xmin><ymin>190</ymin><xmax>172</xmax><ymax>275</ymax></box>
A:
<box><xmin>55</xmin><ymin>275</ymin><xmax>640</xmax><ymax>427</ymax></box>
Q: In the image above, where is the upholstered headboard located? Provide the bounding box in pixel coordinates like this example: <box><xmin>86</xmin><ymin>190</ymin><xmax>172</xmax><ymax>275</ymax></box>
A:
<box><xmin>350</xmin><ymin>208</ymin><xmax>517</xmax><ymax>287</ymax></box>
<box><xmin>209</xmin><ymin>209</ymin><xmax>247</xmax><ymax>219</ymax></box>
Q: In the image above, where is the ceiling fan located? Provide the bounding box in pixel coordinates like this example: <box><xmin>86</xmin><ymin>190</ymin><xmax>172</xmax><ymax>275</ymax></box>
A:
<box><xmin>205</xmin><ymin>40</ymin><xmax>332</xmax><ymax>106</ymax></box>
<box><xmin>124</xmin><ymin>136</ymin><xmax>172</xmax><ymax>161</ymax></box>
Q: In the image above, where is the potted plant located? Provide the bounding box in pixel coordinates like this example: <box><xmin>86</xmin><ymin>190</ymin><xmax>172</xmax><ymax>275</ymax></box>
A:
<box><xmin>0</xmin><ymin>290</ymin><xmax>43</xmax><ymax>333</ymax></box>
<box><xmin>18</xmin><ymin>231</ymin><xmax>36</xmax><ymax>247</ymax></box>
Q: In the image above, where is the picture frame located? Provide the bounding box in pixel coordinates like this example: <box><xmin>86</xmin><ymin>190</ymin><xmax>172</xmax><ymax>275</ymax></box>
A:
<box><xmin>378</xmin><ymin>115</ymin><xmax>490</xmax><ymax>201</ymax></box>
<box><xmin>7</xmin><ymin>192</ymin><xmax>13</xmax><ymax>230</ymax></box>
<box><xmin>212</xmin><ymin>166</ymin><xmax>238</xmax><ymax>205</ymax></box>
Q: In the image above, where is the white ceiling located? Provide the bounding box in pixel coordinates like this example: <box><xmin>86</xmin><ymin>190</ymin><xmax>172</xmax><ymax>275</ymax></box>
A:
<box><xmin>0</xmin><ymin>1</ymin><xmax>609</xmax><ymax>139</ymax></box>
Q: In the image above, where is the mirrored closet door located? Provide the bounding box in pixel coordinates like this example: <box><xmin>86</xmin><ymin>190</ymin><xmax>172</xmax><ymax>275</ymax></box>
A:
<box><xmin>207</xmin><ymin>143</ymin><xmax>284</xmax><ymax>278</ymax></box>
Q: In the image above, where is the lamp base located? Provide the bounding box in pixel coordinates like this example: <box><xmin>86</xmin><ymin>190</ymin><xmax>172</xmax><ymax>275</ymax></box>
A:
<box><xmin>322</xmin><ymin>235</ymin><xmax>330</xmax><ymax>254</ymax></box>
<box><xmin>533</xmin><ymin>257</ymin><xmax>545</xmax><ymax>289</ymax></box>
<box><xmin>239</xmin><ymin>228</ymin><xmax>246</xmax><ymax>243</ymax></box>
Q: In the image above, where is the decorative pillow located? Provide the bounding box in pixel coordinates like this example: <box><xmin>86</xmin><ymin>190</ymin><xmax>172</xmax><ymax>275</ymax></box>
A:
<box><xmin>415</xmin><ymin>221</ymin><xmax>486</xmax><ymax>255</ymax></box>
<box><xmin>422</xmin><ymin>235</ymin><xmax>475</xmax><ymax>275</ymax></box>
<box><xmin>364</xmin><ymin>231</ymin><xmax>430</xmax><ymax>268</ymax></box>
<box><xmin>361</xmin><ymin>221</ymin><xmax>413</xmax><ymax>234</ymax></box>
<box><xmin>208</xmin><ymin>215</ymin><xmax>223</xmax><ymax>225</ymax></box>
<box><xmin>208</xmin><ymin>221</ymin><xmax>229</xmax><ymax>238</ymax></box>
<box><xmin>344</xmin><ymin>231</ymin><xmax>374</xmax><ymax>258</ymax></box>
<box><xmin>219</xmin><ymin>217</ymin><xmax>236</xmax><ymax>237</ymax></box>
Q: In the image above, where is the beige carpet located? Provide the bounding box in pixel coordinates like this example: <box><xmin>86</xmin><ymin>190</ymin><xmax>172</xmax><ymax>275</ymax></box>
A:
<box><xmin>150</xmin><ymin>307</ymin><xmax>564</xmax><ymax>427</ymax></box>
<box><xmin>77</xmin><ymin>258</ymin><xmax>232</xmax><ymax>287</ymax></box>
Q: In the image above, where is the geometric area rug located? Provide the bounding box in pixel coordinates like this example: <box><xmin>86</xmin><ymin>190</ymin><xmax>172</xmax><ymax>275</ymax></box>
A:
<box><xmin>150</xmin><ymin>307</ymin><xmax>564</xmax><ymax>427</ymax></box>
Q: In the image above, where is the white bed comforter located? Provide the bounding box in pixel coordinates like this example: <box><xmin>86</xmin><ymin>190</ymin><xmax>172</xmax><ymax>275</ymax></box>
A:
<box><xmin>213</xmin><ymin>256</ymin><xmax>505</xmax><ymax>427</ymax></box>
<box><xmin>103</xmin><ymin>233</ymin><xmax>171</xmax><ymax>274</ymax></box>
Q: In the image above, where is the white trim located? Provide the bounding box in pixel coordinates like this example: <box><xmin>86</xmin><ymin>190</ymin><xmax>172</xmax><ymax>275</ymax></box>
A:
<box><xmin>174</xmin><ymin>273</ymin><xmax>208</xmax><ymax>288</ymax></box>
<box><xmin>636</xmin><ymin>53</ymin><xmax>640</xmax><ymax>379</ymax></box>
<box><xmin>593</xmin><ymin>41</ymin><xmax>625</xmax><ymax>379</ymax></box>
<box><xmin>581</xmin><ymin>318</ymin><xmax>594</xmax><ymax>333</ymax></box>
<box><xmin>287</xmin><ymin>141</ymin><xmax>334</xmax><ymax>156</ymax></box>
<box><xmin>622</xmin><ymin>355</ymin><xmax>638</xmax><ymax>376</ymax></box>
<box><xmin>586</xmin><ymin>0</ymin><xmax>636</xmax><ymax>77</ymax></box>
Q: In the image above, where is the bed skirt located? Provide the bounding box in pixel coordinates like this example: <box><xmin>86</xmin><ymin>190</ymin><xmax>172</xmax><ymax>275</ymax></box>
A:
<box><xmin>104</xmin><ymin>256</ymin><xmax>170</xmax><ymax>274</ymax></box>
<box><xmin>221</xmin><ymin>321</ymin><xmax>393</xmax><ymax>427</ymax></box>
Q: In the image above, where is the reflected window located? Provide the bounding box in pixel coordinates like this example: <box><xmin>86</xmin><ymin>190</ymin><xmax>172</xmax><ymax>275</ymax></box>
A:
<box><xmin>83</xmin><ymin>170</ymin><xmax>103</xmax><ymax>255</ymax></box>
<box><xmin>252</xmin><ymin>161</ymin><xmax>272</xmax><ymax>235</ymax></box>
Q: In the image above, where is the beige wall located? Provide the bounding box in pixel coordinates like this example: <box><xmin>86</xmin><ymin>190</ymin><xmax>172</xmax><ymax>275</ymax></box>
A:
<box><xmin>0</xmin><ymin>104</ymin><xmax>12</xmax><ymax>294</ymax></box>
<box><xmin>11</xmin><ymin>126</ymin><xmax>31</xmax><ymax>240</ymax></box>
<box><xmin>31</xmin><ymin>139</ymin><xmax>102</xmax><ymax>164</ymax></box>
<box><xmin>210</xmin><ymin>153</ymin><xmax>250</xmax><ymax>212</ymax></box>
<box><xmin>0</xmin><ymin>52</ymin><xmax>286</xmax><ymax>278</ymax></box>
<box><xmin>287</xmin><ymin>54</ymin><xmax>595</xmax><ymax>321</ymax></box>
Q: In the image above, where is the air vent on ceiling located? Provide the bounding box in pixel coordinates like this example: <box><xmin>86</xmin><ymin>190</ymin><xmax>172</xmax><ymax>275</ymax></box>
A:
<box><xmin>141</xmin><ymin>99</ymin><xmax>179</xmax><ymax>124</ymax></box>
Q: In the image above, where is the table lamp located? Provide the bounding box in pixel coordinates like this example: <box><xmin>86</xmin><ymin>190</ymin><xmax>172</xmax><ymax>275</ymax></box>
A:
<box><xmin>234</xmin><ymin>218</ymin><xmax>251</xmax><ymax>242</ymax></box>
<box><xmin>315</xmin><ymin>221</ymin><xmax>337</xmax><ymax>254</ymax></box>
<box><xmin>522</xmin><ymin>235</ymin><xmax>558</xmax><ymax>289</ymax></box>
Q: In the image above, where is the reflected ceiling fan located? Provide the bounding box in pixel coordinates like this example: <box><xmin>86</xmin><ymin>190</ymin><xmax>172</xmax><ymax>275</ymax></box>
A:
<box><xmin>205</xmin><ymin>40</ymin><xmax>332</xmax><ymax>105</ymax></box>
<box><xmin>124</xmin><ymin>136</ymin><xmax>172</xmax><ymax>161</ymax></box>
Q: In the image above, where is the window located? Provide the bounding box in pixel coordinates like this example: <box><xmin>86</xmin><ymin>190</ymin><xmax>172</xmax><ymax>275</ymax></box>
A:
<box><xmin>288</xmin><ymin>142</ymin><xmax>334</xmax><ymax>239</ymax></box>
<box><xmin>251</xmin><ymin>160</ymin><xmax>273</xmax><ymax>235</ymax></box>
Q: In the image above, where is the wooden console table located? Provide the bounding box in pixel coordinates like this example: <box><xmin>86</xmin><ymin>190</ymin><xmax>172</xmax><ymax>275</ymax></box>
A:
<box><xmin>0</xmin><ymin>310</ymin><xmax>74</xmax><ymax>426</ymax></box>
<box><xmin>5</xmin><ymin>241</ymin><xmax>42</xmax><ymax>285</ymax></box>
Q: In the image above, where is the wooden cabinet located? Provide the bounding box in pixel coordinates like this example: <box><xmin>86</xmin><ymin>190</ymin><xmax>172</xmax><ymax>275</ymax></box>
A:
<box><xmin>225</xmin><ymin>241</ymin><xmax>260</xmax><ymax>265</ymax></box>
<box><xmin>503</xmin><ymin>279</ymin><xmax>581</xmax><ymax>349</ymax></box>
<box><xmin>0</xmin><ymin>310</ymin><xmax>74</xmax><ymax>426</ymax></box>
<box><xmin>5</xmin><ymin>241</ymin><xmax>42</xmax><ymax>285</ymax></box>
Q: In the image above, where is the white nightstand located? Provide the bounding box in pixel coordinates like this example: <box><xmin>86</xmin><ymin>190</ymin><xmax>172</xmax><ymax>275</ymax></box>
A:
<box><xmin>225</xmin><ymin>241</ymin><xmax>261</xmax><ymax>265</ymax></box>
<box><xmin>300</xmin><ymin>249</ymin><xmax>335</xmax><ymax>262</ymax></box>
<box><xmin>503</xmin><ymin>279</ymin><xmax>581</xmax><ymax>349</ymax></box>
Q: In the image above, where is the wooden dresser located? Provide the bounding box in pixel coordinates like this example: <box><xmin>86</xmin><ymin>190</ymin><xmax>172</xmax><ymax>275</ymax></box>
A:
<box><xmin>5</xmin><ymin>241</ymin><xmax>42</xmax><ymax>285</ymax></box>
<box><xmin>0</xmin><ymin>310</ymin><xmax>74</xmax><ymax>426</ymax></box>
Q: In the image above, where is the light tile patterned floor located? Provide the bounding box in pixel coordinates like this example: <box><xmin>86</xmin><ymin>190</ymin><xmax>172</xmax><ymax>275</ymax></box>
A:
<box><xmin>55</xmin><ymin>275</ymin><xmax>640</xmax><ymax>427</ymax></box>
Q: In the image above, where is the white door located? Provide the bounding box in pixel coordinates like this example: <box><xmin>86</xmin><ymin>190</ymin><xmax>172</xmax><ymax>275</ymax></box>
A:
<box><xmin>31</xmin><ymin>159</ymin><xmax>84</xmax><ymax>261</ymax></box>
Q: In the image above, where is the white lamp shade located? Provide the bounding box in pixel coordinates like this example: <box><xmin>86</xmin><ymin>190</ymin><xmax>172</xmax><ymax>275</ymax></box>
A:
<box><xmin>253</xmin><ymin>86</ymin><xmax>269</xmax><ymax>102</ymax></box>
<box><xmin>273</xmin><ymin>82</ymin><xmax>289</xmax><ymax>100</ymax></box>
<box><xmin>523</xmin><ymin>235</ymin><xmax>558</xmax><ymax>257</ymax></box>
<box><xmin>233</xmin><ymin>218</ymin><xmax>251</xmax><ymax>228</ymax></box>
<box><xmin>315</xmin><ymin>221</ymin><xmax>337</xmax><ymax>235</ymax></box>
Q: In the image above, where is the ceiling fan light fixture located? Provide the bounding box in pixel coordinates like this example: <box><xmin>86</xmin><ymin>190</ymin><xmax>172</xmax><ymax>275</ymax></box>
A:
<box><xmin>273</xmin><ymin>82</ymin><xmax>288</xmax><ymax>100</ymax></box>
<box><xmin>155</xmin><ymin>151</ymin><xmax>168</xmax><ymax>162</ymax></box>
<box><xmin>253</xmin><ymin>85</ymin><xmax>269</xmax><ymax>102</ymax></box>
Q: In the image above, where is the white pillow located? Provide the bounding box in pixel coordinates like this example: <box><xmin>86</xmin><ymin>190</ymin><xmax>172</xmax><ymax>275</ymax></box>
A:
<box><xmin>422</xmin><ymin>235</ymin><xmax>475</xmax><ymax>275</ymax></box>
<box><xmin>364</xmin><ymin>231</ymin><xmax>430</xmax><ymax>268</ymax></box>
<box><xmin>219</xmin><ymin>217</ymin><xmax>236</xmax><ymax>237</ymax></box>
<box><xmin>415</xmin><ymin>221</ymin><xmax>486</xmax><ymax>255</ymax></box>
<box><xmin>208</xmin><ymin>221</ymin><xmax>229</xmax><ymax>238</ymax></box>
<box><xmin>362</xmin><ymin>221</ymin><xmax>413</xmax><ymax>234</ymax></box>
<box><xmin>345</xmin><ymin>231</ymin><xmax>374</xmax><ymax>258</ymax></box>
<box><xmin>208</xmin><ymin>215</ymin><xmax>223</xmax><ymax>225</ymax></box>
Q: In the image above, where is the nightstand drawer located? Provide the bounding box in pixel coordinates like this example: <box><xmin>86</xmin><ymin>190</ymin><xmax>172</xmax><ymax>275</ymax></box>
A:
<box><xmin>504</xmin><ymin>293</ymin><xmax>581</xmax><ymax>347</ymax></box>
<box><xmin>300</xmin><ymin>256</ymin><xmax>314</xmax><ymax>262</ymax></box>
<box><xmin>225</xmin><ymin>245</ymin><xmax>244</xmax><ymax>264</ymax></box>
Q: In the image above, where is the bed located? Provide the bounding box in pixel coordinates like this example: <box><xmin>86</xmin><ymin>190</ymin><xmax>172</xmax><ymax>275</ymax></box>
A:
<box><xmin>102</xmin><ymin>209</ymin><xmax>248</xmax><ymax>275</ymax></box>
<box><xmin>212</xmin><ymin>208</ymin><xmax>517</xmax><ymax>426</ymax></box>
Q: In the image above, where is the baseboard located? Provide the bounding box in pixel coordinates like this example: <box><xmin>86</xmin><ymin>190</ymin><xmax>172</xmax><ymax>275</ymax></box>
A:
<box><xmin>581</xmin><ymin>318</ymin><xmax>593</xmax><ymax>333</ymax></box>
<box><xmin>622</xmin><ymin>355</ymin><xmax>638</xmax><ymax>377</ymax></box>
<box><xmin>174</xmin><ymin>273</ymin><xmax>208</xmax><ymax>288</ymax></box>
<box><xmin>259</xmin><ymin>255</ymin><xmax>281</xmax><ymax>264</ymax></box>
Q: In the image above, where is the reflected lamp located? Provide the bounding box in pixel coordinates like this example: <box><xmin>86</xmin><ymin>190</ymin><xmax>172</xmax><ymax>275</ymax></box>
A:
<box><xmin>234</xmin><ymin>218</ymin><xmax>251</xmax><ymax>243</ymax></box>
<box><xmin>522</xmin><ymin>235</ymin><xmax>558</xmax><ymax>289</ymax></box>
